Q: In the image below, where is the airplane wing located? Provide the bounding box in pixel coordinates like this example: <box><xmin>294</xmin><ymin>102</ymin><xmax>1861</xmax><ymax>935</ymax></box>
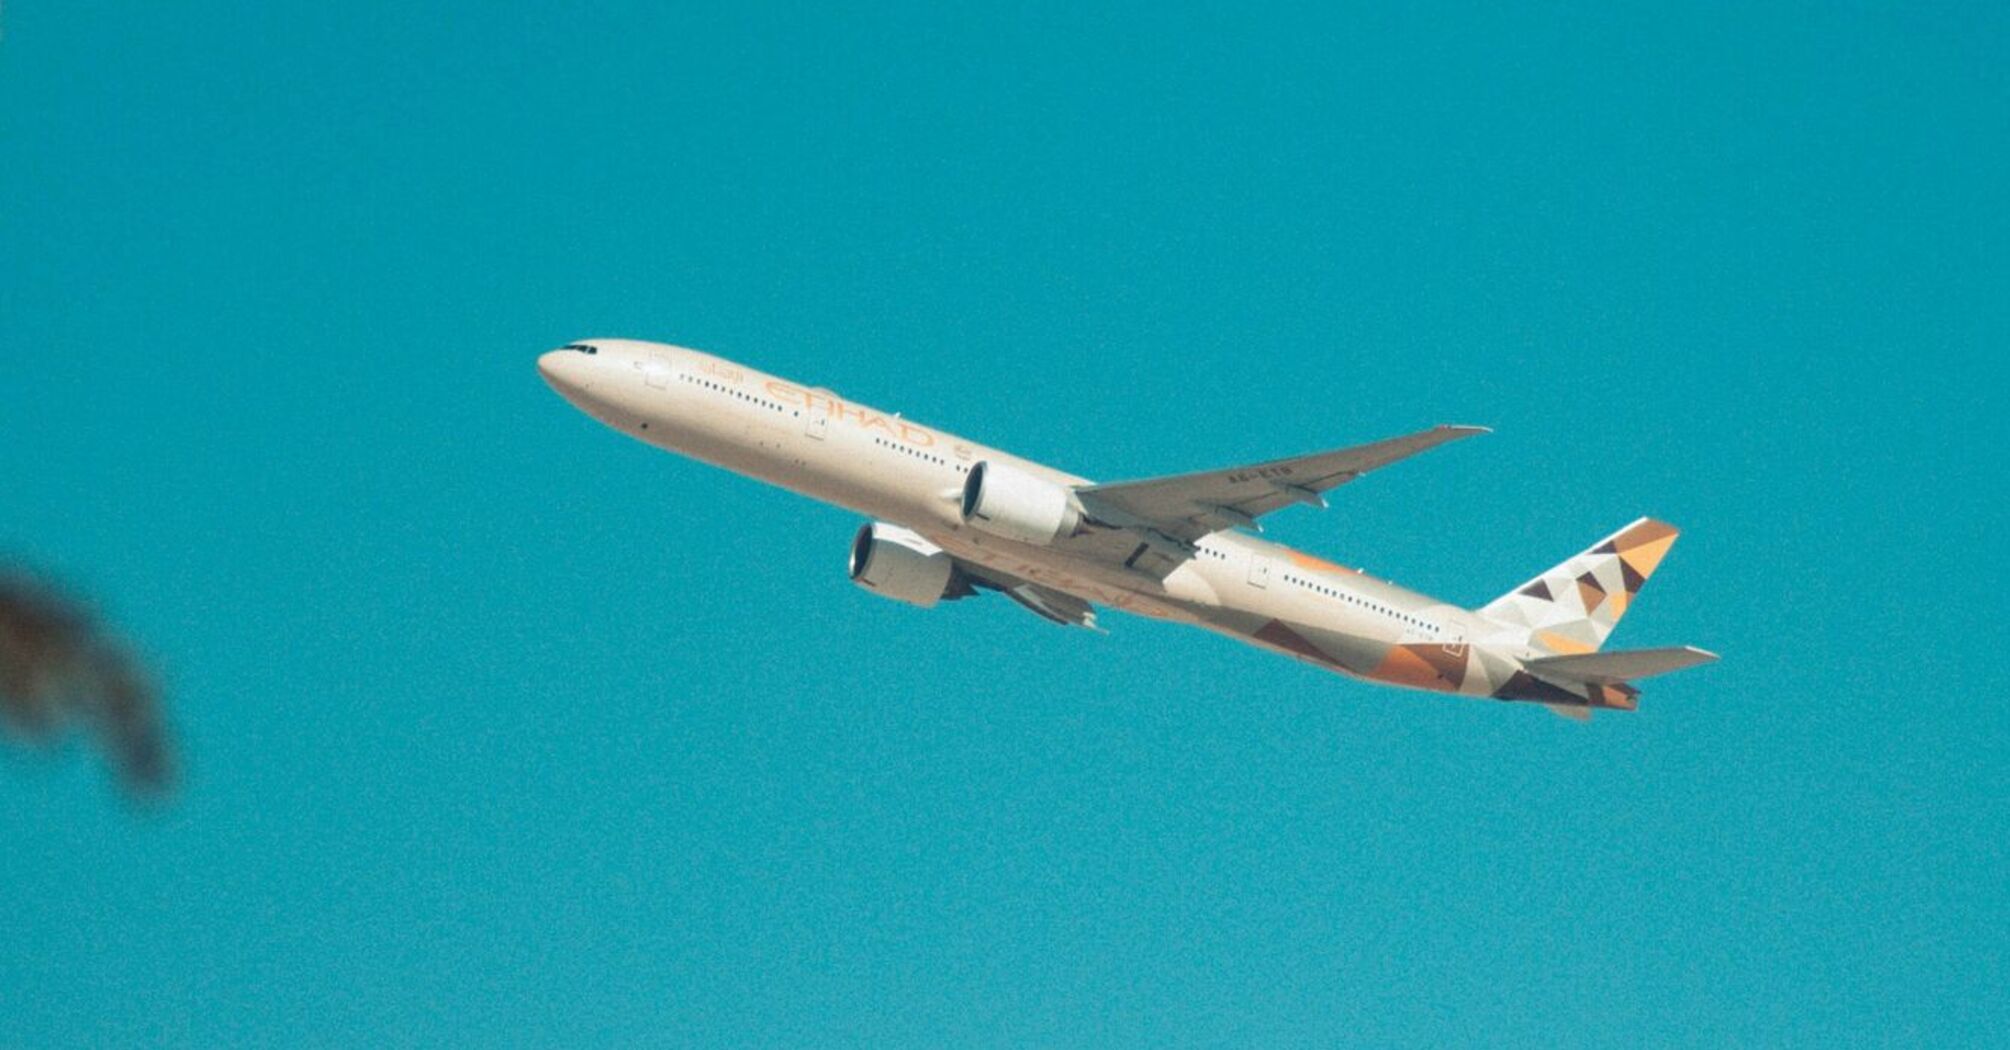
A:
<box><xmin>955</xmin><ymin>563</ymin><xmax>1100</xmax><ymax>630</ymax></box>
<box><xmin>1075</xmin><ymin>425</ymin><xmax>1487</xmax><ymax>544</ymax></box>
<box><xmin>996</xmin><ymin>581</ymin><xmax>1099</xmax><ymax>630</ymax></box>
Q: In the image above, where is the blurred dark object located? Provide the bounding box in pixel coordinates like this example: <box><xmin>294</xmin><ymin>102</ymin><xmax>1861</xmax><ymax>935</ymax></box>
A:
<box><xmin>0</xmin><ymin>569</ymin><xmax>175</xmax><ymax>799</ymax></box>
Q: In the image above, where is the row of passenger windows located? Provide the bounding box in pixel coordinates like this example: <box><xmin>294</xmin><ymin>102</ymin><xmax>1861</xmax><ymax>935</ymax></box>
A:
<box><xmin>873</xmin><ymin>436</ymin><xmax>967</xmax><ymax>471</ymax></box>
<box><xmin>1284</xmin><ymin>573</ymin><xmax>1437</xmax><ymax>631</ymax></box>
<box><xmin>682</xmin><ymin>374</ymin><xmax>792</xmax><ymax>415</ymax></box>
<box><xmin>654</xmin><ymin>377</ymin><xmax>1440</xmax><ymax>634</ymax></box>
<box><xmin>647</xmin><ymin>380</ymin><xmax>1442</xmax><ymax>635</ymax></box>
<box><xmin>675</xmin><ymin>376</ymin><xmax>972</xmax><ymax>473</ymax></box>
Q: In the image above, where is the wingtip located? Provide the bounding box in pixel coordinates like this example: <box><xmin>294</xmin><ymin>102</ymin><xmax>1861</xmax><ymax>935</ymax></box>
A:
<box><xmin>1442</xmin><ymin>424</ymin><xmax>1492</xmax><ymax>436</ymax></box>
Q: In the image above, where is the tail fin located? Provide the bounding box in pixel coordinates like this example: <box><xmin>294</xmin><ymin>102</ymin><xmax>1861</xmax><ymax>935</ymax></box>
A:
<box><xmin>1479</xmin><ymin>518</ymin><xmax>1681</xmax><ymax>655</ymax></box>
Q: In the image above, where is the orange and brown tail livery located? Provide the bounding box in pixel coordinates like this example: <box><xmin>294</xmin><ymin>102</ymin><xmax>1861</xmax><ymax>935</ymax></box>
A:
<box><xmin>1478</xmin><ymin>518</ymin><xmax>1681</xmax><ymax>655</ymax></box>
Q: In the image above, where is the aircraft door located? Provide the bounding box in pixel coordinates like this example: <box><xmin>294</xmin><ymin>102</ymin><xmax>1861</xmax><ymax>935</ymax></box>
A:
<box><xmin>644</xmin><ymin>349</ymin><xmax>673</xmax><ymax>389</ymax></box>
<box><xmin>803</xmin><ymin>409</ymin><xmax>828</xmax><ymax>440</ymax></box>
<box><xmin>1247</xmin><ymin>554</ymin><xmax>1270</xmax><ymax>589</ymax></box>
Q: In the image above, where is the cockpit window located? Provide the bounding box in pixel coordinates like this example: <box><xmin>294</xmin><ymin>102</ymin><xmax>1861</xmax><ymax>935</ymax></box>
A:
<box><xmin>560</xmin><ymin>343</ymin><xmax>599</xmax><ymax>354</ymax></box>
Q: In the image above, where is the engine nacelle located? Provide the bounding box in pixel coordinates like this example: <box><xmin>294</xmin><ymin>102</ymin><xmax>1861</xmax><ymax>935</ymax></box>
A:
<box><xmin>959</xmin><ymin>460</ymin><xmax>1082</xmax><ymax>545</ymax></box>
<box><xmin>848</xmin><ymin>522</ymin><xmax>959</xmax><ymax>608</ymax></box>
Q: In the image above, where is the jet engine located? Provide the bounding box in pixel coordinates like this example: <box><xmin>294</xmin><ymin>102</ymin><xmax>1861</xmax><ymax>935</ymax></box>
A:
<box><xmin>958</xmin><ymin>460</ymin><xmax>1082</xmax><ymax>545</ymax></box>
<box><xmin>848</xmin><ymin>522</ymin><xmax>964</xmax><ymax>608</ymax></box>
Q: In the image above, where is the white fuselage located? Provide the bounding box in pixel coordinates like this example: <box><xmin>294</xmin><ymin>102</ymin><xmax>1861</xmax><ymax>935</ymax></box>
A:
<box><xmin>539</xmin><ymin>339</ymin><xmax>1519</xmax><ymax>695</ymax></box>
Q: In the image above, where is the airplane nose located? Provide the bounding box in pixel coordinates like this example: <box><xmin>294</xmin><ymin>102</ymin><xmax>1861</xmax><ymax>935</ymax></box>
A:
<box><xmin>537</xmin><ymin>350</ymin><xmax>595</xmax><ymax>398</ymax></box>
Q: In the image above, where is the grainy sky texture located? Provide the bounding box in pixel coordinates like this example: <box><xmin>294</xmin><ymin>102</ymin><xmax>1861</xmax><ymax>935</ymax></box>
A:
<box><xmin>2</xmin><ymin>2</ymin><xmax>2004</xmax><ymax>1045</ymax></box>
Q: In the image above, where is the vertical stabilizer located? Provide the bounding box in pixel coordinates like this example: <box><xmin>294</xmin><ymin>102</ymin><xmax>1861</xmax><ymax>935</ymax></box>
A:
<box><xmin>1479</xmin><ymin>518</ymin><xmax>1681</xmax><ymax>655</ymax></box>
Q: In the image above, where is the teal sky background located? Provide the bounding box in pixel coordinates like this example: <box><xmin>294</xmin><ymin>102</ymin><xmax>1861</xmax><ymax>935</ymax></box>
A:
<box><xmin>3</xmin><ymin>2</ymin><xmax>2005</xmax><ymax>1045</ymax></box>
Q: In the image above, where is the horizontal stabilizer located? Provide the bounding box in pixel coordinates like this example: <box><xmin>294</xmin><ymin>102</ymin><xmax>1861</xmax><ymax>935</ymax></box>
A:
<box><xmin>1524</xmin><ymin>646</ymin><xmax>1718</xmax><ymax>685</ymax></box>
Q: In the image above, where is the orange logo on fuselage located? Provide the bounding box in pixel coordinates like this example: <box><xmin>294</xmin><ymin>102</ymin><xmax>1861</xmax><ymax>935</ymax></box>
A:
<box><xmin>764</xmin><ymin>379</ymin><xmax>938</xmax><ymax>446</ymax></box>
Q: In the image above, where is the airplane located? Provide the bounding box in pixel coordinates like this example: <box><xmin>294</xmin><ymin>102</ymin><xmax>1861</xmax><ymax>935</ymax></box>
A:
<box><xmin>538</xmin><ymin>339</ymin><xmax>1715</xmax><ymax>718</ymax></box>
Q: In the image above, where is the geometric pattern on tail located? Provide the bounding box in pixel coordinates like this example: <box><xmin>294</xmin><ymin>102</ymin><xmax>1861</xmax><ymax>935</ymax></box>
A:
<box><xmin>1477</xmin><ymin>518</ymin><xmax>1680</xmax><ymax>655</ymax></box>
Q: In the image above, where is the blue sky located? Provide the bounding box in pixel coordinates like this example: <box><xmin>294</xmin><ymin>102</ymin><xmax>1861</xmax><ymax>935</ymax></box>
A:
<box><xmin>2</xmin><ymin>2</ymin><xmax>2004</xmax><ymax>1045</ymax></box>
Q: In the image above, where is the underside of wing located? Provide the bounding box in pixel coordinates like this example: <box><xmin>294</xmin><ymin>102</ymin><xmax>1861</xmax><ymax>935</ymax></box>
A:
<box><xmin>957</xmin><ymin>562</ymin><xmax>1101</xmax><ymax>629</ymax></box>
<box><xmin>1074</xmin><ymin>425</ymin><xmax>1487</xmax><ymax>543</ymax></box>
<box><xmin>997</xmin><ymin>582</ymin><xmax>1099</xmax><ymax>629</ymax></box>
